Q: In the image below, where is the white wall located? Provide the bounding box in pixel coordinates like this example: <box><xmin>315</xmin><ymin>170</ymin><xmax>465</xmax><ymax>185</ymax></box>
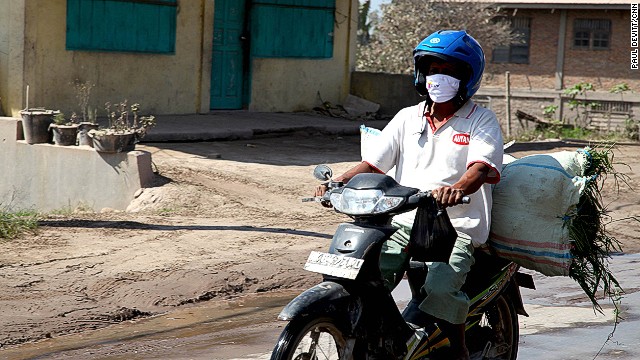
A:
<box><xmin>0</xmin><ymin>117</ymin><xmax>153</xmax><ymax>211</ymax></box>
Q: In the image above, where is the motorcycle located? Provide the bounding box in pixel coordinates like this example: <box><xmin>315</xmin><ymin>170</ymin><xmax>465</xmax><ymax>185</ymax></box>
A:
<box><xmin>270</xmin><ymin>165</ymin><xmax>535</xmax><ymax>360</ymax></box>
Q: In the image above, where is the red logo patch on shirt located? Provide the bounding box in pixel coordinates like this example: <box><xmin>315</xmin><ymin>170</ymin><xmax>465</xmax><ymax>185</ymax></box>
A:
<box><xmin>452</xmin><ymin>133</ymin><xmax>470</xmax><ymax>145</ymax></box>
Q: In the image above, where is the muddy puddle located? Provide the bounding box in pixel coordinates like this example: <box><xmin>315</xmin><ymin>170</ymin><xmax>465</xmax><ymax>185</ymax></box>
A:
<box><xmin>1</xmin><ymin>291</ymin><xmax>300</xmax><ymax>360</ymax></box>
<box><xmin>2</xmin><ymin>284</ymin><xmax>413</xmax><ymax>360</ymax></box>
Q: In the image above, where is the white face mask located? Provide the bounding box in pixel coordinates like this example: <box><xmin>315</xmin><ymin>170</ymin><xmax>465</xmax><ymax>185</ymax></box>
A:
<box><xmin>425</xmin><ymin>74</ymin><xmax>460</xmax><ymax>103</ymax></box>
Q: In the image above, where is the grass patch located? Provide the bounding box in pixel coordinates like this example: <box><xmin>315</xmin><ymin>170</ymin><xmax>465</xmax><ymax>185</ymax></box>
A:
<box><xmin>0</xmin><ymin>209</ymin><xmax>39</xmax><ymax>240</ymax></box>
<box><xmin>156</xmin><ymin>207</ymin><xmax>176</xmax><ymax>215</ymax></box>
<box><xmin>511</xmin><ymin>125</ymin><xmax>637</xmax><ymax>143</ymax></box>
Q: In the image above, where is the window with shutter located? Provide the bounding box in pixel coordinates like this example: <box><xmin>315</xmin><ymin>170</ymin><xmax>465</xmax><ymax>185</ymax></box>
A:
<box><xmin>66</xmin><ymin>0</ymin><xmax>177</xmax><ymax>54</ymax></box>
<box><xmin>250</xmin><ymin>0</ymin><xmax>335</xmax><ymax>58</ymax></box>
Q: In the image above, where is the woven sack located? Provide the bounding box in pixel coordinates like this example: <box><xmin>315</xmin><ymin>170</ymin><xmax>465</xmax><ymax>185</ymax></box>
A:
<box><xmin>488</xmin><ymin>151</ymin><xmax>590</xmax><ymax>276</ymax></box>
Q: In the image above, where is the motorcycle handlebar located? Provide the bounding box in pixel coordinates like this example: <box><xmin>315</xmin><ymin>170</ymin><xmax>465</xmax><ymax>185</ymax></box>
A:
<box><xmin>409</xmin><ymin>191</ymin><xmax>471</xmax><ymax>205</ymax></box>
<box><xmin>303</xmin><ymin>187</ymin><xmax>470</xmax><ymax>205</ymax></box>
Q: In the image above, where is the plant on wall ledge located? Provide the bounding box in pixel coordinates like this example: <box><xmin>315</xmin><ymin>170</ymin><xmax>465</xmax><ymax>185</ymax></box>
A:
<box><xmin>88</xmin><ymin>101</ymin><xmax>156</xmax><ymax>153</ymax></box>
<box><xmin>72</xmin><ymin>79</ymin><xmax>100</xmax><ymax>147</ymax></box>
<box><xmin>49</xmin><ymin>112</ymin><xmax>79</xmax><ymax>146</ymax></box>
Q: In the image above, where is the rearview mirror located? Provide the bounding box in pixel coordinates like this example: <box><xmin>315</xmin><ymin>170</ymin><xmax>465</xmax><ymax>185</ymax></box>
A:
<box><xmin>313</xmin><ymin>164</ymin><xmax>333</xmax><ymax>181</ymax></box>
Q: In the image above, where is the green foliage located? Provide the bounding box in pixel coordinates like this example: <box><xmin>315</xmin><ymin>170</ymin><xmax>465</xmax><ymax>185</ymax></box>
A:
<box><xmin>568</xmin><ymin>144</ymin><xmax>627</xmax><ymax>313</ymax></box>
<box><xmin>542</xmin><ymin>105</ymin><xmax>558</xmax><ymax>119</ymax></box>
<box><xmin>52</xmin><ymin>113</ymin><xmax>67</xmax><ymax>125</ymax></box>
<box><xmin>624</xmin><ymin>117</ymin><xmax>639</xmax><ymax>140</ymax></box>
<box><xmin>513</xmin><ymin>124</ymin><xmax>639</xmax><ymax>143</ymax></box>
<box><xmin>609</xmin><ymin>83</ymin><xmax>630</xmax><ymax>94</ymax></box>
<box><xmin>563</xmin><ymin>82</ymin><xmax>595</xmax><ymax>97</ymax></box>
<box><xmin>564</xmin><ymin>83</ymin><xmax>597</xmax><ymax>128</ymax></box>
<box><xmin>0</xmin><ymin>208</ymin><xmax>38</xmax><ymax>240</ymax></box>
<box><xmin>514</xmin><ymin>123</ymin><xmax>594</xmax><ymax>142</ymax></box>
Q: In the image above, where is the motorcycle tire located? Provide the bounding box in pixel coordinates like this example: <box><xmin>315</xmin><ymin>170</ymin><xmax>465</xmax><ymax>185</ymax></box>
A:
<box><xmin>270</xmin><ymin>315</ymin><xmax>353</xmax><ymax>360</ymax></box>
<box><xmin>472</xmin><ymin>293</ymin><xmax>519</xmax><ymax>360</ymax></box>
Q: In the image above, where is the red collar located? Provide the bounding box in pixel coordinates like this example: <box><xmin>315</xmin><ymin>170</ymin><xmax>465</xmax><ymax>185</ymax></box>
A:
<box><xmin>423</xmin><ymin>111</ymin><xmax>455</xmax><ymax>133</ymax></box>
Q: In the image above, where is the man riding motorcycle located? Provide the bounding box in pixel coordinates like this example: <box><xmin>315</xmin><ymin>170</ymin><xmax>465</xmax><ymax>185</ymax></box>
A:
<box><xmin>314</xmin><ymin>30</ymin><xmax>504</xmax><ymax>360</ymax></box>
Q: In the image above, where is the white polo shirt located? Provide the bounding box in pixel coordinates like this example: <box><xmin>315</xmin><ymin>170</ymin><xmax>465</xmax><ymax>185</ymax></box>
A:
<box><xmin>363</xmin><ymin>100</ymin><xmax>503</xmax><ymax>246</ymax></box>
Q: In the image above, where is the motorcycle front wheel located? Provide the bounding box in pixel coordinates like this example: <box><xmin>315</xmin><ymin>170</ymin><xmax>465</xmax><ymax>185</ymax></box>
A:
<box><xmin>270</xmin><ymin>316</ymin><xmax>353</xmax><ymax>360</ymax></box>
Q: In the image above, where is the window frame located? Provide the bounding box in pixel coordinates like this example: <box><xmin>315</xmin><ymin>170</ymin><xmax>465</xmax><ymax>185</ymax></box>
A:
<box><xmin>491</xmin><ymin>17</ymin><xmax>531</xmax><ymax>64</ymax></box>
<box><xmin>572</xmin><ymin>18</ymin><xmax>611</xmax><ymax>50</ymax></box>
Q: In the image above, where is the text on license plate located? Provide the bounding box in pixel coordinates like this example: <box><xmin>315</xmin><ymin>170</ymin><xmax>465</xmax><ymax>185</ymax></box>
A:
<box><xmin>303</xmin><ymin>251</ymin><xmax>364</xmax><ymax>279</ymax></box>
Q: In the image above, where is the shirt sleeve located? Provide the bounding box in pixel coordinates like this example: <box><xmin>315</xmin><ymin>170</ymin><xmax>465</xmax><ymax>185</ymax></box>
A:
<box><xmin>467</xmin><ymin>108</ymin><xmax>504</xmax><ymax>184</ymax></box>
<box><xmin>362</xmin><ymin>109</ymin><xmax>407</xmax><ymax>174</ymax></box>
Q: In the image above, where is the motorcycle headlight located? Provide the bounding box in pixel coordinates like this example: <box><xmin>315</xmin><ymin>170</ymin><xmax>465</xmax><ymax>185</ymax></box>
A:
<box><xmin>330</xmin><ymin>188</ymin><xmax>404</xmax><ymax>215</ymax></box>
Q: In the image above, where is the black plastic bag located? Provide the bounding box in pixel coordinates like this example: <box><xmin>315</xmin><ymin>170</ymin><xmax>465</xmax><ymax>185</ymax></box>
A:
<box><xmin>408</xmin><ymin>196</ymin><xmax>458</xmax><ymax>263</ymax></box>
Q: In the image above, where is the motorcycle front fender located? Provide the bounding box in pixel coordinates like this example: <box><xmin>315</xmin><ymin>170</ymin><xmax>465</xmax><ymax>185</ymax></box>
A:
<box><xmin>278</xmin><ymin>281</ymin><xmax>362</xmax><ymax>331</ymax></box>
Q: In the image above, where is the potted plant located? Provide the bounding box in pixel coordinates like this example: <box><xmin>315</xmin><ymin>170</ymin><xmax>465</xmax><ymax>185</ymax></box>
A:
<box><xmin>19</xmin><ymin>108</ymin><xmax>59</xmax><ymax>144</ymax></box>
<box><xmin>88</xmin><ymin>101</ymin><xmax>156</xmax><ymax>153</ymax></box>
<box><xmin>49</xmin><ymin>113</ymin><xmax>79</xmax><ymax>146</ymax></box>
<box><xmin>77</xmin><ymin>111</ymin><xmax>99</xmax><ymax>147</ymax></box>
<box><xmin>73</xmin><ymin>80</ymin><xmax>99</xmax><ymax>147</ymax></box>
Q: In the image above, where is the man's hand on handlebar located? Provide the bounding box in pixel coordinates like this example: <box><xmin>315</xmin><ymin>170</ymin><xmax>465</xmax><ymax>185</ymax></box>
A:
<box><xmin>431</xmin><ymin>186</ymin><xmax>465</xmax><ymax>208</ymax></box>
<box><xmin>314</xmin><ymin>183</ymin><xmax>329</xmax><ymax>197</ymax></box>
<box><xmin>313</xmin><ymin>183</ymin><xmax>333</xmax><ymax>208</ymax></box>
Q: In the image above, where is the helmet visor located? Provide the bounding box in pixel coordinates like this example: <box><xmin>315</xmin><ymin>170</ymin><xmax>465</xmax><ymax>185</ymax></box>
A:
<box><xmin>415</xmin><ymin>52</ymin><xmax>471</xmax><ymax>83</ymax></box>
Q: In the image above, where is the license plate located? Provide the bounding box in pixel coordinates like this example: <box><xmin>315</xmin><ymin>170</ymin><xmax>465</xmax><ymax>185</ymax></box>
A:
<box><xmin>304</xmin><ymin>251</ymin><xmax>364</xmax><ymax>279</ymax></box>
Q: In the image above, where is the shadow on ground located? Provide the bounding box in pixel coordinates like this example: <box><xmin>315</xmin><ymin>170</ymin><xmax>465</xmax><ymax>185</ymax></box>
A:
<box><xmin>38</xmin><ymin>219</ymin><xmax>332</xmax><ymax>239</ymax></box>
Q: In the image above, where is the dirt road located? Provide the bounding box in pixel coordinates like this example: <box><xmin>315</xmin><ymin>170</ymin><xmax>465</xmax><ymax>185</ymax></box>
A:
<box><xmin>1</xmin><ymin>132</ymin><xmax>639</xmax><ymax>355</ymax></box>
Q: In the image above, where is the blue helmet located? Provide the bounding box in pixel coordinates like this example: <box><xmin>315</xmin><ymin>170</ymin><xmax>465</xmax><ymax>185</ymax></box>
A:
<box><xmin>413</xmin><ymin>30</ymin><xmax>485</xmax><ymax>101</ymax></box>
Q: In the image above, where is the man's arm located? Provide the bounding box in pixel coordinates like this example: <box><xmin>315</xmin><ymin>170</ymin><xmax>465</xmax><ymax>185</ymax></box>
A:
<box><xmin>431</xmin><ymin>162</ymin><xmax>491</xmax><ymax>208</ymax></box>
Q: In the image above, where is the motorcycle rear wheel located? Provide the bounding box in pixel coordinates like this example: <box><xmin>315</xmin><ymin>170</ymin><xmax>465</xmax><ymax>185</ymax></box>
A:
<box><xmin>270</xmin><ymin>316</ymin><xmax>352</xmax><ymax>360</ymax></box>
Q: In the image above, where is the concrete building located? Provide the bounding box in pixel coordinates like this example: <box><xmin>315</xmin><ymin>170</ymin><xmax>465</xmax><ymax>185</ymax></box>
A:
<box><xmin>0</xmin><ymin>0</ymin><xmax>358</xmax><ymax>117</ymax></box>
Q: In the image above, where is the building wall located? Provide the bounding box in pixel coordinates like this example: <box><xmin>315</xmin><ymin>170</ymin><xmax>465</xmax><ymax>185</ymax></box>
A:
<box><xmin>1</xmin><ymin>0</ymin><xmax>357</xmax><ymax>117</ymax></box>
<box><xmin>0</xmin><ymin>0</ymin><xmax>8</xmax><ymax>115</ymax></box>
<box><xmin>563</xmin><ymin>9</ymin><xmax>638</xmax><ymax>91</ymax></box>
<box><xmin>485</xmin><ymin>9</ymin><xmax>558</xmax><ymax>90</ymax></box>
<box><xmin>0</xmin><ymin>0</ymin><xmax>26</xmax><ymax>116</ymax></box>
<box><xmin>11</xmin><ymin>0</ymin><xmax>206</xmax><ymax>117</ymax></box>
<box><xmin>484</xmin><ymin>8</ymin><xmax>639</xmax><ymax>92</ymax></box>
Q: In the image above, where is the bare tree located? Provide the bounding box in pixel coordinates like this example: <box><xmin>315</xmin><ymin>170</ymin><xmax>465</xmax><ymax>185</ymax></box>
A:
<box><xmin>357</xmin><ymin>0</ymin><xmax>514</xmax><ymax>74</ymax></box>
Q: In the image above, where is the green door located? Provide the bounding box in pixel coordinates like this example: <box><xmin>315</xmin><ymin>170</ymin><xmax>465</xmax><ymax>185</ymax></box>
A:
<box><xmin>211</xmin><ymin>0</ymin><xmax>246</xmax><ymax>109</ymax></box>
